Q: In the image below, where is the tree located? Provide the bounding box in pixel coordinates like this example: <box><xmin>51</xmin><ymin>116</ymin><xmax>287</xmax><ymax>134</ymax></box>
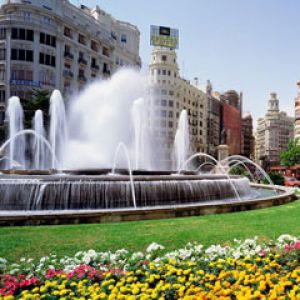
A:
<box><xmin>22</xmin><ymin>89</ymin><xmax>50</xmax><ymax>129</ymax></box>
<box><xmin>280</xmin><ymin>138</ymin><xmax>300</xmax><ymax>168</ymax></box>
<box><xmin>229</xmin><ymin>165</ymin><xmax>251</xmax><ymax>179</ymax></box>
<box><xmin>263</xmin><ymin>171</ymin><xmax>285</xmax><ymax>186</ymax></box>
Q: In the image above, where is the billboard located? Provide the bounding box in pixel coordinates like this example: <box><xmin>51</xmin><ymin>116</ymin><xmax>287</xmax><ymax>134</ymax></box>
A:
<box><xmin>150</xmin><ymin>25</ymin><xmax>179</xmax><ymax>49</ymax></box>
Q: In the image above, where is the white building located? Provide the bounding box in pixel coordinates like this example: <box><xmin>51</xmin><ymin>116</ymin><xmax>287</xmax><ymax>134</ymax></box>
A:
<box><xmin>255</xmin><ymin>92</ymin><xmax>294</xmax><ymax>166</ymax></box>
<box><xmin>294</xmin><ymin>82</ymin><xmax>300</xmax><ymax>142</ymax></box>
<box><xmin>0</xmin><ymin>0</ymin><xmax>141</xmax><ymax>124</ymax></box>
<box><xmin>149</xmin><ymin>47</ymin><xmax>207</xmax><ymax>168</ymax></box>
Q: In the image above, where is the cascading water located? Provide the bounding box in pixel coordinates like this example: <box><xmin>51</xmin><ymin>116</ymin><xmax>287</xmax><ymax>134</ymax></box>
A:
<box><xmin>6</xmin><ymin>97</ymin><xmax>25</xmax><ymax>169</ymax></box>
<box><xmin>174</xmin><ymin>110</ymin><xmax>190</xmax><ymax>171</ymax></box>
<box><xmin>132</xmin><ymin>98</ymin><xmax>151</xmax><ymax>170</ymax></box>
<box><xmin>49</xmin><ymin>90</ymin><xmax>67</xmax><ymax>169</ymax></box>
<box><xmin>32</xmin><ymin>110</ymin><xmax>46</xmax><ymax>170</ymax></box>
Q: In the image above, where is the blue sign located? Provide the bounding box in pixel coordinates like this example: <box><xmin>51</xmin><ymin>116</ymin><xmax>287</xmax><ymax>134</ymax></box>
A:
<box><xmin>10</xmin><ymin>80</ymin><xmax>42</xmax><ymax>88</ymax></box>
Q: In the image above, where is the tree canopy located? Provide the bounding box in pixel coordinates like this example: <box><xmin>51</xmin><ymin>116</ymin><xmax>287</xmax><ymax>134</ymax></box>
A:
<box><xmin>280</xmin><ymin>138</ymin><xmax>300</xmax><ymax>168</ymax></box>
<box><xmin>22</xmin><ymin>89</ymin><xmax>50</xmax><ymax>129</ymax></box>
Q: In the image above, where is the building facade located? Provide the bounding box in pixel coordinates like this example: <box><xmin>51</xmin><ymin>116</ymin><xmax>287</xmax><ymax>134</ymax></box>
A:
<box><xmin>241</xmin><ymin>113</ymin><xmax>254</xmax><ymax>158</ymax></box>
<box><xmin>0</xmin><ymin>0</ymin><xmax>141</xmax><ymax>124</ymax></box>
<box><xmin>294</xmin><ymin>81</ymin><xmax>300</xmax><ymax>142</ymax></box>
<box><xmin>255</xmin><ymin>92</ymin><xmax>294</xmax><ymax>167</ymax></box>
<box><xmin>206</xmin><ymin>80</ymin><xmax>221</xmax><ymax>157</ymax></box>
<box><xmin>220</xmin><ymin>90</ymin><xmax>243</xmax><ymax>155</ymax></box>
<box><xmin>149</xmin><ymin>47</ymin><xmax>207</xmax><ymax>168</ymax></box>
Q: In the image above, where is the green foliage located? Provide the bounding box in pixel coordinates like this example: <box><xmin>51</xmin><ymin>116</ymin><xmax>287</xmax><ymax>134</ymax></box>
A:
<box><xmin>229</xmin><ymin>165</ymin><xmax>251</xmax><ymax>179</ymax></box>
<box><xmin>22</xmin><ymin>89</ymin><xmax>50</xmax><ymax>128</ymax></box>
<box><xmin>263</xmin><ymin>171</ymin><xmax>285</xmax><ymax>186</ymax></box>
<box><xmin>280</xmin><ymin>139</ymin><xmax>300</xmax><ymax>168</ymax></box>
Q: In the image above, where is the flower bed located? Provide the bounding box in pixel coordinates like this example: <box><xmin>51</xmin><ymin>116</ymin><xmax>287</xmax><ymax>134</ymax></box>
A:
<box><xmin>1</xmin><ymin>235</ymin><xmax>300</xmax><ymax>299</ymax></box>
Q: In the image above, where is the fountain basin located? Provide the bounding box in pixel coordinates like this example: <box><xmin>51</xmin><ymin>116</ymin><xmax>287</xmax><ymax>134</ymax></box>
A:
<box><xmin>0</xmin><ymin>173</ymin><xmax>295</xmax><ymax>226</ymax></box>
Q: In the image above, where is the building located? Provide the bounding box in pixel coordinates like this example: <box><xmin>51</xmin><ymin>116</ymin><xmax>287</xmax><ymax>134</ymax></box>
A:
<box><xmin>149</xmin><ymin>47</ymin><xmax>207</xmax><ymax>168</ymax></box>
<box><xmin>0</xmin><ymin>0</ymin><xmax>141</xmax><ymax>125</ymax></box>
<box><xmin>220</xmin><ymin>90</ymin><xmax>243</xmax><ymax>155</ymax></box>
<box><xmin>255</xmin><ymin>92</ymin><xmax>294</xmax><ymax>167</ymax></box>
<box><xmin>294</xmin><ymin>81</ymin><xmax>300</xmax><ymax>142</ymax></box>
<box><xmin>206</xmin><ymin>80</ymin><xmax>221</xmax><ymax>157</ymax></box>
<box><xmin>241</xmin><ymin>112</ymin><xmax>254</xmax><ymax>158</ymax></box>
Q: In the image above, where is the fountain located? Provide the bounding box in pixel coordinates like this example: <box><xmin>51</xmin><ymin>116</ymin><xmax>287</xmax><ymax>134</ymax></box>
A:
<box><xmin>174</xmin><ymin>110</ymin><xmax>190</xmax><ymax>171</ymax></box>
<box><xmin>0</xmin><ymin>69</ymin><xmax>295</xmax><ymax>225</ymax></box>
<box><xmin>32</xmin><ymin>110</ymin><xmax>47</xmax><ymax>170</ymax></box>
<box><xmin>6</xmin><ymin>97</ymin><xmax>25</xmax><ymax>169</ymax></box>
<box><xmin>49</xmin><ymin>90</ymin><xmax>67</xmax><ymax>169</ymax></box>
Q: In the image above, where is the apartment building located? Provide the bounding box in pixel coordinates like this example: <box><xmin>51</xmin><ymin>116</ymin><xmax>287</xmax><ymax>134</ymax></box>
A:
<box><xmin>149</xmin><ymin>47</ymin><xmax>207</xmax><ymax>168</ymax></box>
<box><xmin>255</xmin><ymin>92</ymin><xmax>294</xmax><ymax>166</ymax></box>
<box><xmin>294</xmin><ymin>81</ymin><xmax>300</xmax><ymax>142</ymax></box>
<box><xmin>220</xmin><ymin>90</ymin><xmax>243</xmax><ymax>156</ymax></box>
<box><xmin>241</xmin><ymin>112</ymin><xmax>254</xmax><ymax>159</ymax></box>
<box><xmin>206</xmin><ymin>80</ymin><xmax>221</xmax><ymax>157</ymax></box>
<box><xmin>0</xmin><ymin>0</ymin><xmax>141</xmax><ymax>125</ymax></box>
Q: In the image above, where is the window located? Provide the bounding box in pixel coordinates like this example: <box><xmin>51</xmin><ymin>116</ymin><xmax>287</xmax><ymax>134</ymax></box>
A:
<box><xmin>0</xmin><ymin>69</ymin><xmax>4</xmax><ymax>81</ymax></box>
<box><xmin>162</xmin><ymin>70</ymin><xmax>166</xmax><ymax>75</ymax></box>
<box><xmin>26</xmin><ymin>50</ymin><xmax>33</xmax><ymax>61</ymax></box>
<box><xmin>103</xmin><ymin>63</ymin><xmax>110</xmax><ymax>74</ymax></box>
<box><xmin>11</xmin><ymin>69</ymin><xmax>33</xmax><ymax>81</ymax></box>
<box><xmin>19</xmin><ymin>29</ymin><xmax>25</xmax><ymax>40</ymax></box>
<box><xmin>0</xmin><ymin>49</ymin><xmax>5</xmax><ymax>60</ymax></box>
<box><xmin>21</xmin><ymin>11</ymin><xmax>31</xmax><ymax>21</ymax></box>
<box><xmin>103</xmin><ymin>47</ymin><xmax>109</xmax><ymax>57</ymax></box>
<box><xmin>11</xmin><ymin>28</ymin><xmax>34</xmax><ymax>41</ymax></box>
<box><xmin>169</xmin><ymin>100</ymin><xmax>173</xmax><ymax>107</ymax></box>
<box><xmin>0</xmin><ymin>109</ymin><xmax>4</xmax><ymax>125</ymax></box>
<box><xmin>64</xmin><ymin>27</ymin><xmax>72</xmax><ymax>38</ymax></box>
<box><xmin>111</xmin><ymin>31</ymin><xmax>117</xmax><ymax>40</ymax></box>
<box><xmin>157</xmin><ymin>69</ymin><xmax>161</xmax><ymax>75</ymax></box>
<box><xmin>168</xmin><ymin>111</ymin><xmax>173</xmax><ymax>118</ymax></box>
<box><xmin>161</xmin><ymin>89</ymin><xmax>167</xmax><ymax>95</ymax></box>
<box><xmin>161</xmin><ymin>110</ymin><xmax>167</xmax><ymax>117</ymax></box>
<box><xmin>42</xmin><ymin>16</ymin><xmax>53</xmax><ymax>25</ymax></box>
<box><xmin>121</xmin><ymin>34</ymin><xmax>127</xmax><ymax>43</ymax></box>
<box><xmin>168</xmin><ymin>121</ymin><xmax>173</xmax><ymax>127</ymax></box>
<box><xmin>39</xmin><ymin>69</ymin><xmax>55</xmax><ymax>86</ymax></box>
<box><xmin>11</xmin><ymin>49</ymin><xmax>33</xmax><ymax>62</ymax></box>
<box><xmin>40</xmin><ymin>32</ymin><xmax>56</xmax><ymax>47</ymax></box>
<box><xmin>91</xmin><ymin>40</ymin><xmax>98</xmax><ymax>52</ymax></box>
<box><xmin>162</xmin><ymin>55</ymin><xmax>167</xmax><ymax>61</ymax></box>
<box><xmin>168</xmin><ymin>70</ymin><xmax>171</xmax><ymax>76</ymax></box>
<box><xmin>0</xmin><ymin>90</ymin><xmax>5</xmax><ymax>102</ymax></box>
<box><xmin>161</xmin><ymin>100</ymin><xmax>167</xmax><ymax>106</ymax></box>
<box><xmin>78</xmin><ymin>34</ymin><xmax>86</xmax><ymax>45</ymax></box>
<box><xmin>39</xmin><ymin>52</ymin><xmax>55</xmax><ymax>67</ymax></box>
<box><xmin>0</xmin><ymin>29</ymin><xmax>6</xmax><ymax>40</ymax></box>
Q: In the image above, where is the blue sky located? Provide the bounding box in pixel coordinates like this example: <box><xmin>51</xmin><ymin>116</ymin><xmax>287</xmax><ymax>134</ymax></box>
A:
<box><xmin>71</xmin><ymin>0</ymin><xmax>300</xmax><ymax>125</ymax></box>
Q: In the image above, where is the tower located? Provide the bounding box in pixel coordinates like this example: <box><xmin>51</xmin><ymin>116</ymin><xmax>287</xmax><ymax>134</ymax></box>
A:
<box><xmin>268</xmin><ymin>92</ymin><xmax>279</xmax><ymax>112</ymax></box>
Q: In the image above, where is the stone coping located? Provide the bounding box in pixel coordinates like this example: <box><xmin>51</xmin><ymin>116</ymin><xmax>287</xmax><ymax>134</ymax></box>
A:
<box><xmin>0</xmin><ymin>184</ymin><xmax>296</xmax><ymax>226</ymax></box>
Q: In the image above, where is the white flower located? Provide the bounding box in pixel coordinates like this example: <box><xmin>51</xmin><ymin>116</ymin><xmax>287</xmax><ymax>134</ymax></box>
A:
<box><xmin>146</xmin><ymin>242</ymin><xmax>165</xmax><ymax>253</ymax></box>
<box><xmin>131</xmin><ymin>252</ymin><xmax>144</xmax><ymax>260</ymax></box>
<box><xmin>82</xmin><ymin>254</ymin><xmax>91</xmax><ymax>265</ymax></box>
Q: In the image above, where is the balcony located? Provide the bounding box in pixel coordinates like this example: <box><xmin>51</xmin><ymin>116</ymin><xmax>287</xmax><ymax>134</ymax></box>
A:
<box><xmin>78</xmin><ymin>75</ymin><xmax>87</xmax><ymax>83</ymax></box>
<box><xmin>64</xmin><ymin>52</ymin><xmax>74</xmax><ymax>61</ymax></box>
<box><xmin>63</xmin><ymin>69</ymin><xmax>73</xmax><ymax>79</ymax></box>
<box><xmin>78</xmin><ymin>58</ymin><xmax>87</xmax><ymax>66</ymax></box>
